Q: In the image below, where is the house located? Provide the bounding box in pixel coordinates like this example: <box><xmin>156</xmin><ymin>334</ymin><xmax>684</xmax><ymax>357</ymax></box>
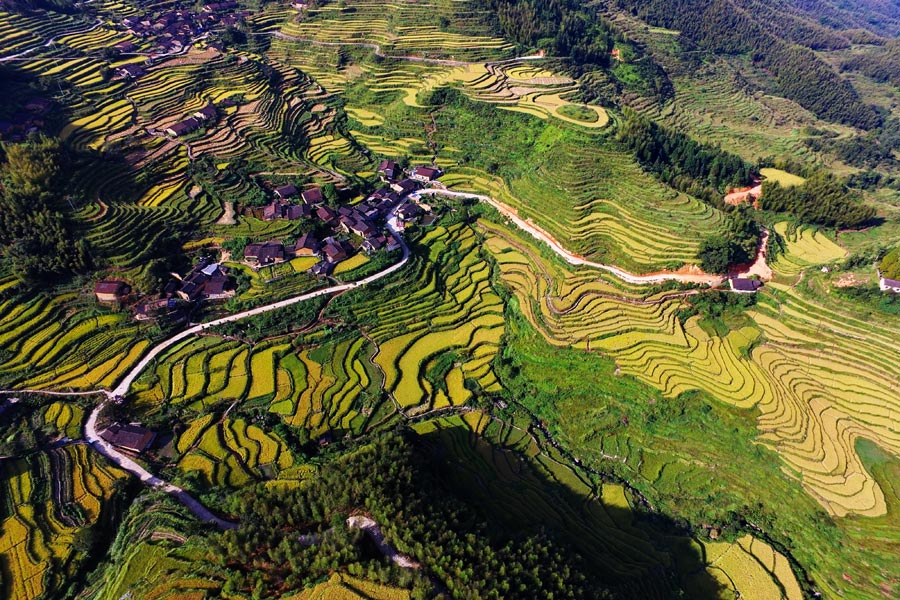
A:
<box><xmin>322</xmin><ymin>239</ymin><xmax>351</xmax><ymax>263</ymax></box>
<box><xmin>879</xmin><ymin>277</ymin><xmax>900</xmax><ymax>293</ymax></box>
<box><xmin>114</xmin><ymin>40</ymin><xmax>137</xmax><ymax>52</ymax></box>
<box><xmin>301</xmin><ymin>187</ymin><xmax>325</xmax><ymax>205</ymax></box>
<box><xmin>177</xmin><ymin>261</ymin><xmax>234</xmax><ymax>301</ymax></box>
<box><xmin>378</xmin><ymin>159</ymin><xmax>399</xmax><ymax>182</ymax></box>
<box><xmin>203</xmin><ymin>1</ymin><xmax>238</xmax><ymax>11</ymax></box>
<box><xmin>316</xmin><ymin>205</ymin><xmax>337</xmax><ymax>225</ymax></box>
<box><xmin>309</xmin><ymin>260</ymin><xmax>334</xmax><ymax>276</ymax></box>
<box><xmin>166</xmin><ymin>117</ymin><xmax>200</xmax><ymax>137</ymax></box>
<box><xmin>397</xmin><ymin>203</ymin><xmax>422</xmax><ymax>222</ymax></box>
<box><xmin>244</xmin><ymin>241</ymin><xmax>285</xmax><ymax>265</ymax></box>
<box><xmin>24</xmin><ymin>98</ymin><xmax>52</xmax><ymax>114</ymax></box>
<box><xmin>262</xmin><ymin>203</ymin><xmax>279</xmax><ymax>220</ymax></box>
<box><xmin>410</xmin><ymin>166</ymin><xmax>441</xmax><ymax>182</ymax></box>
<box><xmin>116</xmin><ymin>64</ymin><xmax>145</xmax><ymax>79</ymax></box>
<box><xmin>283</xmin><ymin>204</ymin><xmax>310</xmax><ymax>220</ymax></box>
<box><xmin>293</xmin><ymin>232</ymin><xmax>320</xmax><ymax>256</ymax></box>
<box><xmin>193</xmin><ymin>103</ymin><xmax>217</xmax><ymax>121</ymax></box>
<box><xmin>274</xmin><ymin>184</ymin><xmax>298</xmax><ymax>199</ymax></box>
<box><xmin>348</xmin><ymin>219</ymin><xmax>376</xmax><ymax>238</ymax></box>
<box><xmin>291</xmin><ymin>0</ymin><xmax>308</xmax><ymax>9</ymax></box>
<box><xmin>729</xmin><ymin>278</ymin><xmax>763</xmax><ymax>293</ymax></box>
<box><xmin>95</xmin><ymin>280</ymin><xmax>130</xmax><ymax>303</ymax></box>
<box><xmin>392</xmin><ymin>178</ymin><xmax>420</xmax><ymax>196</ymax></box>
<box><xmin>100</xmin><ymin>423</ymin><xmax>156</xmax><ymax>453</ymax></box>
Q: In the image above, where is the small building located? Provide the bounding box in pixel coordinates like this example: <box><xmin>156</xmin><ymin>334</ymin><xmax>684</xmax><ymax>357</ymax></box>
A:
<box><xmin>262</xmin><ymin>203</ymin><xmax>279</xmax><ymax>221</ymax></box>
<box><xmin>24</xmin><ymin>98</ymin><xmax>52</xmax><ymax>114</ymax></box>
<box><xmin>729</xmin><ymin>278</ymin><xmax>763</xmax><ymax>294</ymax></box>
<box><xmin>392</xmin><ymin>178</ymin><xmax>420</xmax><ymax>196</ymax></box>
<box><xmin>114</xmin><ymin>40</ymin><xmax>137</xmax><ymax>53</ymax></box>
<box><xmin>397</xmin><ymin>202</ymin><xmax>422</xmax><ymax>222</ymax></box>
<box><xmin>301</xmin><ymin>187</ymin><xmax>325</xmax><ymax>205</ymax></box>
<box><xmin>95</xmin><ymin>280</ymin><xmax>130</xmax><ymax>303</ymax></box>
<box><xmin>116</xmin><ymin>64</ymin><xmax>145</xmax><ymax>79</ymax></box>
<box><xmin>378</xmin><ymin>159</ymin><xmax>399</xmax><ymax>182</ymax></box>
<box><xmin>410</xmin><ymin>166</ymin><xmax>441</xmax><ymax>183</ymax></box>
<box><xmin>244</xmin><ymin>241</ymin><xmax>285</xmax><ymax>265</ymax></box>
<box><xmin>309</xmin><ymin>260</ymin><xmax>334</xmax><ymax>276</ymax></box>
<box><xmin>283</xmin><ymin>204</ymin><xmax>310</xmax><ymax>220</ymax></box>
<box><xmin>100</xmin><ymin>423</ymin><xmax>156</xmax><ymax>453</ymax></box>
<box><xmin>166</xmin><ymin>116</ymin><xmax>200</xmax><ymax>137</ymax></box>
<box><xmin>879</xmin><ymin>277</ymin><xmax>900</xmax><ymax>293</ymax></box>
<box><xmin>193</xmin><ymin>103</ymin><xmax>217</xmax><ymax>122</ymax></box>
<box><xmin>316</xmin><ymin>205</ymin><xmax>337</xmax><ymax>225</ymax></box>
<box><xmin>274</xmin><ymin>184</ymin><xmax>298</xmax><ymax>199</ymax></box>
<box><xmin>293</xmin><ymin>232</ymin><xmax>320</xmax><ymax>256</ymax></box>
<box><xmin>322</xmin><ymin>240</ymin><xmax>351</xmax><ymax>263</ymax></box>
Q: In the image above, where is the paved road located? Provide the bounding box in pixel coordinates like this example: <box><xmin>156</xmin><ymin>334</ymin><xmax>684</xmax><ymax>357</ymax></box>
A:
<box><xmin>110</xmin><ymin>216</ymin><xmax>409</xmax><ymax>398</ymax></box>
<box><xmin>418</xmin><ymin>189</ymin><xmax>725</xmax><ymax>286</ymax></box>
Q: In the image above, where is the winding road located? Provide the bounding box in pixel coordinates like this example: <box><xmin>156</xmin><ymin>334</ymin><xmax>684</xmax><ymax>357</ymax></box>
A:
<box><xmin>0</xmin><ymin>18</ymin><xmax>103</xmax><ymax>62</ymax></box>
<box><xmin>418</xmin><ymin>189</ymin><xmax>725</xmax><ymax>286</ymax></box>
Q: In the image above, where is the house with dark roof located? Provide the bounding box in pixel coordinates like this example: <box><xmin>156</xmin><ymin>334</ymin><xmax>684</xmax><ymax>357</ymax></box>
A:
<box><xmin>301</xmin><ymin>187</ymin><xmax>325</xmax><ymax>205</ymax></box>
<box><xmin>95</xmin><ymin>280</ymin><xmax>130</xmax><ymax>303</ymax></box>
<box><xmin>378</xmin><ymin>159</ymin><xmax>399</xmax><ymax>182</ymax></box>
<box><xmin>316</xmin><ymin>205</ymin><xmax>337</xmax><ymax>225</ymax></box>
<box><xmin>392</xmin><ymin>178</ymin><xmax>420</xmax><ymax>196</ymax></box>
<box><xmin>193</xmin><ymin>103</ymin><xmax>217</xmax><ymax>121</ymax></box>
<box><xmin>880</xmin><ymin>276</ymin><xmax>900</xmax><ymax>293</ymax></box>
<box><xmin>275</xmin><ymin>184</ymin><xmax>298</xmax><ymax>199</ymax></box>
<box><xmin>322</xmin><ymin>239</ymin><xmax>351</xmax><ymax>263</ymax></box>
<box><xmin>397</xmin><ymin>203</ymin><xmax>422</xmax><ymax>222</ymax></box>
<box><xmin>729</xmin><ymin>278</ymin><xmax>763</xmax><ymax>293</ymax></box>
<box><xmin>262</xmin><ymin>203</ymin><xmax>279</xmax><ymax>220</ymax></box>
<box><xmin>177</xmin><ymin>261</ymin><xmax>233</xmax><ymax>301</ymax></box>
<box><xmin>114</xmin><ymin>40</ymin><xmax>137</xmax><ymax>52</ymax></box>
<box><xmin>100</xmin><ymin>423</ymin><xmax>156</xmax><ymax>453</ymax></box>
<box><xmin>116</xmin><ymin>64</ymin><xmax>145</xmax><ymax>79</ymax></box>
<box><xmin>283</xmin><ymin>204</ymin><xmax>311</xmax><ymax>220</ymax></box>
<box><xmin>410</xmin><ymin>166</ymin><xmax>441</xmax><ymax>182</ymax></box>
<box><xmin>244</xmin><ymin>241</ymin><xmax>285</xmax><ymax>265</ymax></box>
<box><xmin>309</xmin><ymin>260</ymin><xmax>334</xmax><ymax>276</ymax></box>
<box><xmin>165</xmin><ymin>116</ymin><xmax>200</xmax><ymax>137</ymax></box>
<box><xmin>293</xmin><ymin>232</ymin><xmax>320</xmax><ymax>256</ymax></box>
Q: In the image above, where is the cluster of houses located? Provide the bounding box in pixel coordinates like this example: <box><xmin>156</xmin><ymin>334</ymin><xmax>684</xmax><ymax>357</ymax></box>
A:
<box><xmin>242</xmin><ymin>162</ymin><xmax>441</xmax><ymax>275</ymax></box>
<box><xmin>119</xmin><ymin>2</ymin><xmax>247</xmax><ymax>58</ymax></box>
<box><xmin>0</xmin><ymin>97</ymin><xmax>53</xmax><ymax>142</ymax></box>
<box><xmin>165</xmin><ymin>102</ymin><xmax>218</xmax><ymax>137</ymax></box>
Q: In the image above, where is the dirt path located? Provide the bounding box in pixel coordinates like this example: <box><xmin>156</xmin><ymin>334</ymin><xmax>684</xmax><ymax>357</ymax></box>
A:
<box><xmin>0</xmin><ymin>17</ymin><xmax>103</xmax><ymax>62</ymax></box>
<box><xmin>732</xmin><ymin>226</ymin><xmax>773</xmax><ymax>281</ymax></box>
<box><xmin>215</xmin><ymin>201</ymin><xmax>236</xmax><ymax>225</ymax></box>
<box><xmin>419</xmin><ymin>189</ymin><xmax>724</xmax><ymax>286</ymax></box>
<box><xmin>347</xmin><ymin>515</ymin><xmax>420</xmax><ymax>568</ymax></box>
<box><xmin>265</xmin><ymin>32</ymin><xmax>543</xmax><ymax>67</ymax></box>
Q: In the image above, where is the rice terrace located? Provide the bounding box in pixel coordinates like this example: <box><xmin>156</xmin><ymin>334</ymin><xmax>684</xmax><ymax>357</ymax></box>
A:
<box><xmin>1</xmin><ymin>0</ymin><xmax>900</xmax><ymax>598</ymax></box>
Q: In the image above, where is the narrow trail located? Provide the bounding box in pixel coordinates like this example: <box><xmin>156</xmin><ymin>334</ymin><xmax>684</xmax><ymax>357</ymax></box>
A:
<box><xmin>265</xmin><ymin>31</ymin><xmax>543</xmax><ymax>67</ymax></box>
<box><xmin>419</xmin><ymin>189</ymin><xmax>725</xmax><ymax>286</ymax></box>
<box><xmin>0</xmin><ymin>17</ymin><xmax>103</xmax><ymax>62</ymax></box>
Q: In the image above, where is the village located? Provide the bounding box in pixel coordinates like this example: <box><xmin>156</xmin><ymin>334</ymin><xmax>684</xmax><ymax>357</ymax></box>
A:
<box><xmin>94</xmin><ymin>160</ymin><xmax>442</xmax><ymax>322</ymax></box>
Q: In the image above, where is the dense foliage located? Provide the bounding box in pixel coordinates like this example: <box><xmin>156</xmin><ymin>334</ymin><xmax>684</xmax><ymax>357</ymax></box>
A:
<box><xmin>214</xmin><ymin>434</ymin><xmax>613</xmax><ymax>599</ymax></box>
<box><xmin>485</xmin><ymin>0</ymin><xmax>614</xmax><ymax>67</ymax></box>
<box><xmin>0</xmin><ymin>136</ymin><xmax>92</xmax><ymax>282</ymax></box>
<box><xmin>614</xmin><ymin>0</ymin><xmax>882</xmax><ymax>129</ymax></box>
<box><xmin>879</xmin><ymin>247</ymin><xmax>900</xmax><ymax>280</ymax></box>
<box><xmin>759</xmin><ymin>172</ymin><xmax>875</xmax><ymax>229</ymax></box>
<box><xmin>618</xmin><ymin>110</ymin><xmax>756</xmax><ymax>206</ymax></box>
<box><xmin>841</xmin><ymin>41</ymin><xmax>900</xmax><ymax>89</ymax></box>
<box><xmin>696</xmin><ymin>206</ymin><xmax>760</xmax><ymax>274</ymax></box>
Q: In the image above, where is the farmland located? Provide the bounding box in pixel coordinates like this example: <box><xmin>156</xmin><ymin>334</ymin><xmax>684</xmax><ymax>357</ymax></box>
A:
<box><xmin>1</xmin><ymin>0</ymin><xmax>900</xmax><ymax>597</ymax></box>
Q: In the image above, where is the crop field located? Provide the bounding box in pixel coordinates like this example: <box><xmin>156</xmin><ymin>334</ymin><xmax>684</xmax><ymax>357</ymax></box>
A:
<box><xmin>176</xmin><ymin>416</ymin><xmax>295</xmax><ymax>487</ymax></box>
<box><xmin>0</xmin><ymin>291</ymin><xmax>154</xmax><ymax>391</ymax></box>
<box><xmin>771</xmin><ymin>222</ymin><xmax>847</xmax><ymax>277</ymax></box>
<box><xmin>284</xmin><ymin>574</ymin><xmax>411</xmax><ymax>599</ymax></box>
<box><xmin>481</xmin><ymin>219</ymin><xmax>900</xmax><ymax>524</ymax></box>
<box><xmin>0</xmin><ymin>444</ymin><xmax>125</xmax><ymax>600</ymax></box>
<box><xmin>761</xmin><ymin>168</ymin><xmax>806</xmax><ymax>187</ymax></box>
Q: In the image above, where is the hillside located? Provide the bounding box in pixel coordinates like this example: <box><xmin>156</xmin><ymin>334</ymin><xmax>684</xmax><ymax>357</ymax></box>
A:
<box><xmin>0</xmin><ymin>0</ymin><xmax>899</xmax><ymax>599</ymax></box>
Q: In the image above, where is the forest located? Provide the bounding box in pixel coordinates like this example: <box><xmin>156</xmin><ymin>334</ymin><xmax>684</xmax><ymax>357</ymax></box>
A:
<box><xmin>617</xmin><ymin>110</ymin><xmax>756</xmax><ymax>206</ymax></box>
<box><xmin>613</xmin><ymin>0</ymin><xmax>882</xmax><ymax>129</ymax></box>
<box><xmin>696</xmin><ymin>206</ymin><xmax>760</xmax><ymax>274</ymax></box>
<box><xmin>0</xmin><ymin>136</ymin><xmax>92</xmax><ymax>283</ymax></box>
<box><xmin>212</xmin><ymin>434</ymin><xmax>614</xmax><ymax>599</ymax></box>
<box><xmin>759</xmin><ymin>172</ymin><xmax>876</xmax><ymax>229</ymax></box>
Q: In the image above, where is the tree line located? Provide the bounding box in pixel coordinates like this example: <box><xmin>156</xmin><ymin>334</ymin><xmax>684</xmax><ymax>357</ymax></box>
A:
<box><xmin>0</xmin><ymin>136</ymin><xmax>92</xmax><ymax>283</ymax></box>
<box><xmin>211</xmin><ymin>434</ymin><xmax>614</xmax><ymax>599</ymax></box>
<box><xmin>618</xmin><ymin>109</ymin><xmax>757</xmax><ymax>206</ymax></box>
<box><xmin>759</xmin><ymin>172</ymin><xmax>875</xmax><ymax>229</ymax></box>
<box><xmin>613</xmin><ymin>0</ymin><xmax>881</xmax><ymax>130</ymax></box>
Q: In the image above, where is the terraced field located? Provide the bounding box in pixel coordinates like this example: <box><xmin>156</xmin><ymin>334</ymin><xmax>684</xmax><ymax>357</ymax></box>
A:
<box><xmin>771</xmin><ymin>222</ymin><xmax>847</xmax><ymax>277</ymax></box>
<box><xmin>482</xmin><ymin>220</ymin><xmax>900</xmax><ymax>520</ymax></box>
<box><xmin>0</xmin><ymin>444</ymin><xmax>125</xmax><ymax>600</ymax></box>
<box><xmin>0</xmin><ymin>286</ymin><xmax>155</xmax><ymax>391</ymax></box>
